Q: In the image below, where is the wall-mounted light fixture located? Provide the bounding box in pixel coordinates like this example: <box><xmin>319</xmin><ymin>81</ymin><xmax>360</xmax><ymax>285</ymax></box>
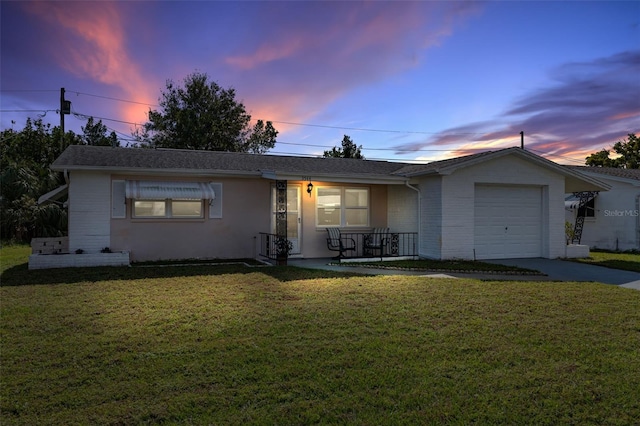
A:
<box><xmin>307</xmin><ymin>182</ymin><xmax>313</xmax><ymax>197</ymax></box>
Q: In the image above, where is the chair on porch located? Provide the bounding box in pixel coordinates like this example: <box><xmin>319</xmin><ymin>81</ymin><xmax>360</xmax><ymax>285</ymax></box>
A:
<box><xmin>363</xmin><ymin>227</ymin><xmax>390</xmax><ymax>259</ymax></box>
<box><xmin>326</xmin><ymin>228</ymin><xmax>356</xmax><ymax>259</ymax></box>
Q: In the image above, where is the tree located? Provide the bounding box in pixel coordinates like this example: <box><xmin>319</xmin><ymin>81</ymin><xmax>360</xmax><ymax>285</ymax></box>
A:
<box><xmin>81</xmin><ymin>117</ymin><xmax>119</xmax><ymax>147</ymax></box>
<box><xmin>0</xmin><ymin>118</ymin><xmax>78</xmax><ymax>241</ymax></box>
<box><xmin>585</xmin><ymin>133</ymin><xmax>640</xmax><ymax>168</ymax></box>
<box><xmin>323</xmin><ymin>135</ymin><xmax>364</xmax><ymax>159</ymax></box>
<box><xmin>137</xmin><ymin>72</ymin><xmax>278</xmax><ymax>153</ymax></box>
<box><xmin>585</xmin><ymin>149</ymin><xmax>617</xmax><ymax>167</ymax></box>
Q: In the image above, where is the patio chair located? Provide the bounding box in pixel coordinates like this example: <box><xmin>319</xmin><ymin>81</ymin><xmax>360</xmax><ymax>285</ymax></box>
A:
<box><xmin>326</xmin><ymin>228</ymin><xmax>356</xmax><ymax>259</ymax></box>
<box><xmin>363</xmin><ymin>227</ymin><xmax>390</xmax><ymax>259</ymax></box>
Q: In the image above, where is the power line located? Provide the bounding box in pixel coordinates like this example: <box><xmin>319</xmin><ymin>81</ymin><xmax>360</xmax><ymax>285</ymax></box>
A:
<box><xmin>67</xmin><ymin>90</ymin><xmax>159</xmax><ymax>108</ymax></box>
<box><xmin>71</xmin><ymin>109</ymin><xmax>144</xmax><ymax>127</ymax></box>
<box><xmin>270</xmin><ymin>120</ymin><xmax>484</xmax><ymax>136</ymax></box>
<box><xmin>0</xmin><ymin>109</ymin><xmax>56</xmax><ymax>113</ymax></box>
<box><xmin>61</xmin><ymin>89</ymin><xmax>487</xmax><ymax>137</ymax></box>
<box><xmin>528</xmin><ymin>148</ymin><xmax>587</xmax><ymax>164</ymax></box>
<box><xmin>70</xmin><ymin>113</ymin><xmax>138</xmax><ymax>142</ymax></box>
<box><xmin>276</xmin><ymin>139</ymin><xmax>512</xmax><ymax>153</ymax></box>
<box><xmin>2</xmin><ymin>88</ymin><xmax>595</xmax><ymax>164</ymax></box>
<box><xmin>0</xmin><ymin>89</ymin><xmax>59</xmax><ymax>93</ymax></box>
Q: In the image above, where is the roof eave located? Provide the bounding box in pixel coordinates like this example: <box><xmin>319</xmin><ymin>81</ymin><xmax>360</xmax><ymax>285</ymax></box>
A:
<box><xmin>572</xmin><ymin>171</ymin><xmax>640</xmax><ymax>186</ymax></box>
<box><xmin>52</xmin><ymin>164</ymin><xmax>263</xmax><ymax>178</ymax></box>
<box><xmin>261</xmin><ymin>171</ymin><xmax>409</xmax><ymax>185</ymax></box>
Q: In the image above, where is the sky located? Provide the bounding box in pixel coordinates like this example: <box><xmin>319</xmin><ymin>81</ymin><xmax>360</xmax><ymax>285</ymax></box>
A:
<box><xmin>1</xmin><ymin>1</ymin><xmax>639</xmax><ymax>165</ymax></box>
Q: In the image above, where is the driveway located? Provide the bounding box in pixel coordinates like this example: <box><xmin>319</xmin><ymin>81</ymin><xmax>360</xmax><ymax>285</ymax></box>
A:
<box><xmin>486</xmin><ymin>258</ymin><xmax>640</xmax><ymax>289</ymax></box>
<box><xmin>287</xmin><ymin>258</ymin><xmax>640</xmax><ymax>290</ymax></box>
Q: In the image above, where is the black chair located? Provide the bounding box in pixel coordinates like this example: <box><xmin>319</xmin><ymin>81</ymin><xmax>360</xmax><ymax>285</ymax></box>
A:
<box><xmin>326</xmin><ymin>228</ymin><xmax>356</xmax><ymax>259</ymax></box>
<box><xmin>363</xmin><ymin>227</ymin><xmax>390</xmax><ymax>258</ymax></box>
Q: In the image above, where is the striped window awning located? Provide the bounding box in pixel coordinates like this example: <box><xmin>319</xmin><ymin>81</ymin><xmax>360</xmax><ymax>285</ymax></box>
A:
<box><xmin>125</xmin><ymin>181</ymin><xmax>216</xmax><ymax>200</ymax></box>
<box><xmin>565</xmin><ymin>192</ymin><xmax>597</xmax><ymax>210</ymax></box>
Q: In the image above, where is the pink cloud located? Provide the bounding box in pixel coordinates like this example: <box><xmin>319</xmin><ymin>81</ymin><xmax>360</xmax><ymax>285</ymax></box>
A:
<box><xmin>226</xmin><ymin>38</ymin><xmax>306</xmax><ymax>70</ymax></box>
<box><xmin>224</xmin><ymin>2</ymin><xmax>481</xmax><ymax>136</ymax></box>
<box><xmin>23</xmin><ymin>2</ymin><xmax>157</xmax><ymax>128</ymax></box>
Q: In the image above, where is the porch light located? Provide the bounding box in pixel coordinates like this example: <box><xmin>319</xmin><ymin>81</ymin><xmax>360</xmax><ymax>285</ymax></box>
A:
<box><xmin>307</xmin><ymin>182</ymin><xmax>313</xmax><ymax>197</ymax></box>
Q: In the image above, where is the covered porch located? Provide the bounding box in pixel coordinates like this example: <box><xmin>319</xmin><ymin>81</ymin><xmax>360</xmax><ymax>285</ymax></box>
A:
<box><xmin>257</xmin><ymin>173</ymin><xmax>419</xmax><ymax>263</ymax></box>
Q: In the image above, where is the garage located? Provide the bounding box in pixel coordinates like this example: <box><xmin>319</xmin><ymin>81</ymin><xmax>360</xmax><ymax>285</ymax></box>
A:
<box><xmin>474</xmin><ymin>184</ymin><xmax>543</xmax><ymax>259</ymax></box>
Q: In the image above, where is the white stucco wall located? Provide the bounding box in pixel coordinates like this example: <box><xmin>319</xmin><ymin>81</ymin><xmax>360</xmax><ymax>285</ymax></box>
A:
<box><xmin>417</xmin><ymin>176</ymin><xmax>443</xmax><ymax>259</ymax></box>
<box><xmin>568</xmin><ymin>177</ymin><xmax>640</xmax><ymax>251</ymax></box>
<box><xmin>68</xmin><ymin>171</ymin><xmax>111</xmax><ymax>254</ymax></box>
<box><xmin>387</xmin><ymin>185</ymin><xmax>418</xmax><ymax>232</ymax></box>
<box><xmin>415</xmin><ymin>155</ymin><xmax>566</xmax><ymax>260</ymax></box>
<box><xmin>110</xmin><ymin>176</ymin><xmax>271</xmax><ymax>262</ymax></box>
<box><xmin>108</xmin><ymin>177</ymin><xmax>390</xmax><ymax>261</ymax></box>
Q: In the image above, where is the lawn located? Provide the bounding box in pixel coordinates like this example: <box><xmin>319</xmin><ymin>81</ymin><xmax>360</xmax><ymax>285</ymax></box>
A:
<box><xmin>337</xmin><ymin>258</ymin><xmax>541</xmax><ymax>274</ymax></box>
<box><xmin>2</xmin><ymin>245</ymin><xmax>640</xmax><ymax>425</ymax></box>
<box><xmin>571</xmin><ymin>250</ymin><xmax>640</xmax><ymax>273</ymax></box>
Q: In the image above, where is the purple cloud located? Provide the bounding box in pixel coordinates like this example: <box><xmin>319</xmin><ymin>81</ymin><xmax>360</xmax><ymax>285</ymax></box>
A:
<box><xmin>394</xmin><ymin>50</ymin><xmax>640</xmax><ymax>162</ymax></box>
<box><xmin>220</xmin><ymin>1</ymin><xmax>482</xmax><ymax>125</ymax></box>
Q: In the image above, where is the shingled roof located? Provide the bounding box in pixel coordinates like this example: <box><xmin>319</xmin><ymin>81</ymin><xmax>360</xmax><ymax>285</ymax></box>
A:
<box><xmin>50</xmin><ymin>145</ymin><xmax>612</xmax><ymax>191</ymax></box>
<box><xmin>567</xmin><ymin>166</ymin><xmax>640</xmax><ymax>182</ymax></box>
<box><xmin>51</xmin><ymin>145</ymin><xmax>408</xmax><ymax>181</ymax></box>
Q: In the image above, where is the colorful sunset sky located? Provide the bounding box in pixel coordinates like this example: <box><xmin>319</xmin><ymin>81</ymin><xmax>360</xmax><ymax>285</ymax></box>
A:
<box><xmin>1</xmin><ymin>1</ymin><xmax>638</xmax><ymax>164</ymax></box>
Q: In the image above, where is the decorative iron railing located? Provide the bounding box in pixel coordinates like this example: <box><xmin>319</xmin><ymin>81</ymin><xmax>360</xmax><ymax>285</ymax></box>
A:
<box><xmin>259</xmin><ymin>232</ymin><xmax>288</xmax><ymax>261</ymax></box>
<box><xmin>259</xmin><ymin>231</ymin><xmax>418</xmax><ymax>261</ymax></box>
<box><xmin>338</xmin><ymin>231</ymin><xmax>418</xmax><ymax>259</ymax></box>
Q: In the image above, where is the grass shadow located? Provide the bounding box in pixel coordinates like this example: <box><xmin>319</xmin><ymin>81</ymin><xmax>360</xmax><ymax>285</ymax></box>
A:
<box><xmin>0</xmin><ymin>262</ymin><xmax>370</xmax><ymax>287</ymax></box>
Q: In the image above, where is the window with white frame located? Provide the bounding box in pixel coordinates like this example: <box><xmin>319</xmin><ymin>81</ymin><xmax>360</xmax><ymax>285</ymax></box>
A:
<box><xmin>316</xmin><ymin>187</ymin><xmax>369</xmax><ymax>227</ymax></box>
<box><xmin>133</xmin><ymin>199</ymin><xmax>203</xmax><ymax>218</ymax></box>
<box><xmin>124</xmin><ymin>180</ymin><xmax>219</xmax><ymax>219</ymax></box>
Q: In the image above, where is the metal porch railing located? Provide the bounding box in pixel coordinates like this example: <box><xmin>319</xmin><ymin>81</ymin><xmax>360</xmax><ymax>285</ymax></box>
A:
<box><xmin>337</xmin><ymin>231</ymin><xmax>418</xmax><ymax>259</ymax></box>
<box><xmin>259</xmin><ymin>231</ymin><xmax>418</xmax><ymax>261</ymax></box>
<box><xmin>259</xmin><ymin>232</ymin><xmax>287</xmax><ymax>261</ymax></box>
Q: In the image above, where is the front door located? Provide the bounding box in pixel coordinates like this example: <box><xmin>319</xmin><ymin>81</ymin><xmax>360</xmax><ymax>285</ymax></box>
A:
<box><xmin>271</xmin><ymin>185</ymin><xmax>301</xmax><ymax>255</ymax></box>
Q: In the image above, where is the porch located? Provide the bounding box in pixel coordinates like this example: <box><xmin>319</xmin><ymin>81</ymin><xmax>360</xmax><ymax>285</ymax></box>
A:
<box><xmin>259</xmin><ymin>230</ymin><xmax>418</xmax><ymax>262</ymax></box>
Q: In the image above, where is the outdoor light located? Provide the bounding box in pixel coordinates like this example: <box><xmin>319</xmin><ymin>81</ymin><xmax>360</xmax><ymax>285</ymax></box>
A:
<box><xmin>307</xmin><ymin>182</ymin><xmax>313</xmax><ymax>197</ymax></box>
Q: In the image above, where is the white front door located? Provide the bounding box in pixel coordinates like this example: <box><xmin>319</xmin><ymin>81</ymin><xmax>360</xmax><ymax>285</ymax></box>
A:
<box><xmin>272</xmin><ymin>185</ymin><xmax>301</xmax><ymax>255</ymax></box>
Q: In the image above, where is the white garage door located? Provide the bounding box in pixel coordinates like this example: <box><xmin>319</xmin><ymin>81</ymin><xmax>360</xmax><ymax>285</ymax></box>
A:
<box><xmin>474</xmin><ymin>185</ymin><xmax>542</xmax><ymax>260</ymax></box>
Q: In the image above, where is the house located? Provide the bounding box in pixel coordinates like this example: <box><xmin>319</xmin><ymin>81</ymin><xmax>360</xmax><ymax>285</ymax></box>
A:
<box><xmin>565</xmin><ymin>167</ymin><xmax>640</xmax><ymax>251</ymax></box>
<box><xmin>31</xmin><ymin>145</ymin><xmax>608</xmax><ymax>268</ymax></box>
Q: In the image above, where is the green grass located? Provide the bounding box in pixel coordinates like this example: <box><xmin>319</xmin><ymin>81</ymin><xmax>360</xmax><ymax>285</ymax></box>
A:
<box><xmin>0</xmin><ymin>243</ymin><xmax>31</xmax><ymax>274</ymax></box>
<box><xmin>571</xmin><ymin>250</ymin><xmax>640</xmax><ymax>273</ymax></box>
<box><xmin>340</xmin><ymin>258</ymin><xmax>540</xmax><ymax>274</ymax></box>
<box><xmin>2</xmin><ymin>245</ymin><xmax>640</xmax><ymax>424</ymax></box>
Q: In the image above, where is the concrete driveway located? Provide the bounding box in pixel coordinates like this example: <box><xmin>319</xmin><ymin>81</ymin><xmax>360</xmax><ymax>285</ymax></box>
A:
<box><xmin>287</xmin><ymin>258</ymin><xmax>640</xmax><ymax>290</ymax></box>
<box><xmin>486</xmin><ymin>258</ymin><xmax>640</xmax><ymax>289</ymax></box>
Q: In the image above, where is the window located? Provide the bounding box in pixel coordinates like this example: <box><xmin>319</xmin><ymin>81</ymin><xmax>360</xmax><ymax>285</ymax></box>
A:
<box><xmin>316</xmin><ymin>187</ymin><xmax>369</xmax><ymax>227</ymax></box>
<box><xmin>578</xmin><ymin>198</ymin><xmax>595</xmax><ymax>218</ymax></box>
<box><xmin>133</xmin><ymin>200</ymin><xmax>202</xmax><ymax>218</ymax></box>
<box><xmin>124</xmin><ymin>180</ymin><xmax>220</xmax><ymax>219</ymax></box>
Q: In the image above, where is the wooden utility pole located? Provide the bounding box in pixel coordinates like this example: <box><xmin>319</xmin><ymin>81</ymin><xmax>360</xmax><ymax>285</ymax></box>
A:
<box><xmin>59</xmin><ymin>88</ymin><xmax>71</xmax><ymax>151</ymax></box>
<box><xmin>520</xmin><ymin>131</ymin><xmax>524</xmax><ymax>149</ymax></box>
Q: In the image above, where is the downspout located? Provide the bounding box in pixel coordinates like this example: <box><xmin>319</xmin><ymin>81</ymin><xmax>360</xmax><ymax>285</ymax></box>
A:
<box><xmin>405</xmin><ymin>181</ymin><xmax>421</xmax><ymax>258</ymax></box>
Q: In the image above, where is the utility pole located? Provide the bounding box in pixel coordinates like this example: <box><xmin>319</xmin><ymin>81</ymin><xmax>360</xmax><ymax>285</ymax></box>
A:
<box><xmin>59</xmin><ymin>87</ymin><xmax>71</xmax><ymax>151</ymax></box>
<box><xmin>520</xmin><ymin>131</ymin><xmax>524</xmax><ymax>149</ymax></box>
